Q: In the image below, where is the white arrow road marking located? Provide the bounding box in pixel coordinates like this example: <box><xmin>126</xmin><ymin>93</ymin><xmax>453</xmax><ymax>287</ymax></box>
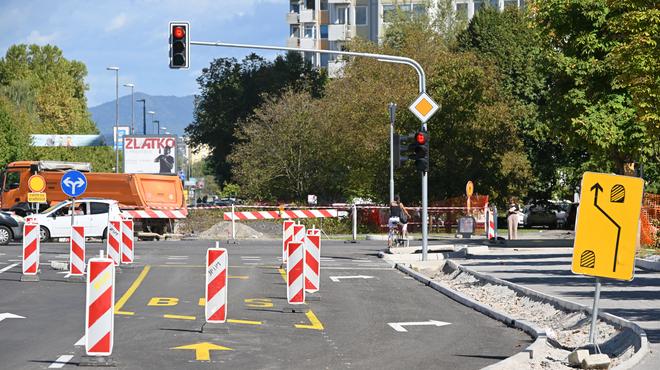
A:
<box><xmin>0</xmin><ymin>313</ymin><xmax>25</xmax><ymax>322</ymax></box>
<box><xmin>387</xmin><ymin>320</ymin><xmax>451</xmax><ymax>332</ymax></box>
<box><xmin>329</xmin><ymin>275</ymin><xmax>374</xmax><ymax>282</ymax></box>
<box><xmin>48</xmin><ymin>355</ymin><xmax>74</xmax><ymax>369</ymax></box>
<box><xmin>74</xmin><ymin>335</ymin><xmax>85</xmax><ymax>346</ymax></box>
<box><xmin>0</xmin><ymin>263</ymin><xmax>19</xmax><ymax>274</ymax></box>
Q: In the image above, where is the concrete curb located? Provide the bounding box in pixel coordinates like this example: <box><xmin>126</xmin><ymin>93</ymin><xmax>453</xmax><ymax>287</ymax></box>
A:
<box><xmin>392</xmin><ymin>260</ymin><xmax>650</xmax><ymax>370</ymax></box>
<box><xmin>635</xmin><ymin>257</ymin><xmax>660</xmax><ymax>272</ymax></box>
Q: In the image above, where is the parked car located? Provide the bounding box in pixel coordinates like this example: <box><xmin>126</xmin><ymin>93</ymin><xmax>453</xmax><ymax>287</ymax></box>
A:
<box><xmin>0</xmin><ymin>211</ymin><xmax>24</xmax><ymax>245</ymax></box>
<box><xmin>25</xmin><ymin>199</ymin><xmax>122</xmax><ymax>242</ymax></box>
<box><xmin>522</xmin><ymin>201</ymin><xmax>571</xmax><ymax>229</ymax></box>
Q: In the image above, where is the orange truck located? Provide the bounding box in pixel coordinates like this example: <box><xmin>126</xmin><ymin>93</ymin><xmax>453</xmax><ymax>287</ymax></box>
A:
<box><xmin>0</xmin><ymin>161</ymin><xmax>186</xmax><ymax>234</ymax></box>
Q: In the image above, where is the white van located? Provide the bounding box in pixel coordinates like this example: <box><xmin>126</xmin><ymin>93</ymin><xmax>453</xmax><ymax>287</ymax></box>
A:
<box><xmin>26</xmin><ymin>199</ymin><xmax>122</xmax><ymax>242</ymax></box>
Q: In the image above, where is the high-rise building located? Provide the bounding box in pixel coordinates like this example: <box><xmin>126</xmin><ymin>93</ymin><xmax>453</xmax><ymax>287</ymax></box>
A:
<box><xmin>286</xmin><ymin>1</ymin><xmax>525</xmax><ymax>76</ymax></box>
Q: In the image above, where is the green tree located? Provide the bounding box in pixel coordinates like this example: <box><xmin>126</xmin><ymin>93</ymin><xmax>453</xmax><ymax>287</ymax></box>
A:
<box><xmin>187</xmin><ymin>52</ymin><xmax>326</xmax><ymax>185</ymax></box>
<box><xmin>0</xmin><ymin>96</ymin><xmax>32</xmax><ymax>166</ymax></box>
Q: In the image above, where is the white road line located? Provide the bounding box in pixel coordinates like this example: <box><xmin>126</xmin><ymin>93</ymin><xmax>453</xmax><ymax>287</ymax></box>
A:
<box><xmin>243</xmin><ymin>262</ymin><xmax>260</xmax><ymax>265</ymax></box>
<box><xmin>74</xmin><ymin>335</ymin><xmax>85</xmax><ymax>346</ymax></box>
<box><xmin>165</xmin><ymin>262</ymin><xmax>187</xmax><ymax>265</ymax></box>
<box><xmin>8</xmin><ymin>259</ymin><xmax>21</xmax><ymax>262</ymax></box>
<box><xmin>167</xmin><ymin>256</ymin><xmax>188</xmax><ymax>259</ymax></box>
<box><xmin>48</xmin><ymin>355</ymin><xmax>74</xmax><ymax>369</ymax></box>
<box><xmin>240</xmin><ymin>256</ymin><xmax>261</xmax><ymax>259</ymax></box>
<box><xmin>0</xmin><ymin>263</ymin><xmax>19</xmax><ymax>274</ymax></box>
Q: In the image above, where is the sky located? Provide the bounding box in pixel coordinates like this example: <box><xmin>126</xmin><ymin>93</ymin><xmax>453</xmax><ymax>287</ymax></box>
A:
<box><xmin>0</xmin><ymin>0</ymin><xmax>289</xmax><ymax>107</ymax></box>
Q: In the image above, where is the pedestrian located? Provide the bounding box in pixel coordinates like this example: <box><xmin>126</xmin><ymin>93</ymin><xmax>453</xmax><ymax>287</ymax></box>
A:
<box><xmin>388</xmin><ymin>195</ymin><xmax>411</xmax><ymax>247</ymax></box>
<box><xmin>507</xmin><ymin>197</ymin><xmax>520</xmax><ymax>240</ymax></box>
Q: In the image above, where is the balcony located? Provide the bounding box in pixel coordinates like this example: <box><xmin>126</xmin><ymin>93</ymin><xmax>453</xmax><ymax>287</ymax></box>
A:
<box><xmin>319</xmin><ymin>10</ymin><xmax>329</xmax><ymax>24</ymax></box>
<box><xmin>300</xmin><ymin>9</ymin><xmax>315</xmax><ymax>23</ymax></box>
<box><xmin>286</xmin><ymin>12</ymin><xmax>299</xmax><ymax>24</ymax></box>
<box><xmin>317</xmin><ymin>39</ymin><xmax>329</xmax><ymax>50</ymax></box>
<box><xmin>328</xmin><ymin>24</ymin><xmax>351</xmax><ymax>41</ymax></box>
<box><xmin>300</xmin><ymin>38</ymin><xmax>316</xmax><ymax>49</ymax></box>
<box><xmin>287</xmin><ymin>37</ymin><xmax>300</xmax><ymax>48</ymax></box>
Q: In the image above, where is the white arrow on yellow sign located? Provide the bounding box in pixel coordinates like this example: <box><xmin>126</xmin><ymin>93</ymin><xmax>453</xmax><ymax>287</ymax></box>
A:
<box><xmin>408</xmin><ymin>92</ymin><xmax>439</xmax><ymax>123</ymax></box>
<box><xmin>172</xmin><ymin>342</ymin><xmax>233</xmax><ymax>361</ymax></box>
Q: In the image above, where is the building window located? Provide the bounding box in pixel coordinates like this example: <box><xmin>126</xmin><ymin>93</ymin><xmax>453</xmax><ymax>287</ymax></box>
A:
<box><xmin>355</xmin><ymin>6</ymin><xmax>367</xmax><ymax>25</ymax></box>
<box><xmin>320</xmin><ymin>1</ymin><xmax>328</xmax><ymax>11</ymax></box>
<box><xmin>412</xmin><ymin>3</ymin><xmax>426</xmax><ymax>16</ymax></box>
<box><xmin>304</xmin><ymin>24</ymin><xmax>315</xmax><ymax>38</ymax></box>
<box><xmin>504</xmin><ymin>0</ymin><xmax>519</xmax><ymax>9</ymax></box>
<box><xmin>320</xmin><ymin>25</ymin><xmax>328</xmax><ymax>38</ymax></box>
<box><xmin>290</xmin><ymin>25</ymin><xmax>300</xmax><ymax>38</ymax></box>
<box><xmin>336</xmin><ymin>5</ymin><xmax>349</xmax><ymax>24</ymax></box>
<box><xmin>383</xmin><ymin>4</ymin><xmax>396</xmax><ymax>21</ymax></box>
<box><xmin>474</xmin><ymin>1</ymin><xmax>486</xmax><ymax>11</ymax></box>
<box><xmin>304</xmin><ymin>0</ymin><xmax>315</xmax><ymax>10</ymax></box>
<box><xmin>455</xmin><ymin>3</ymin><xmax>468</xmax><ymax>21</ymax></box>
<box><xmin>290</xmin><ymin>3</ymin><xmax>300</xmax><ymax>13</ymax></box>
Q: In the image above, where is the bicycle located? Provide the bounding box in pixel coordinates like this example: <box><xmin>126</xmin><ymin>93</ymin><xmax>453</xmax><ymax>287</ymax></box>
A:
<box><xmin>387</xmin><ymin>217</ymin><xmax>409</xmax><ymax>248</ymax></box>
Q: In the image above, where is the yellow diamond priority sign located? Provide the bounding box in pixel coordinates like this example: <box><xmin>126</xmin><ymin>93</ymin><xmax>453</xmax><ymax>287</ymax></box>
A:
<box><xmin>572</xmin><ymin>172</ymin><xmax>644</xmax><ymax>281</ymax></box>
<box><xmin>409</xmin><ymin>92</ymin><xmax>439</xmax><ymax>123</ymax></box>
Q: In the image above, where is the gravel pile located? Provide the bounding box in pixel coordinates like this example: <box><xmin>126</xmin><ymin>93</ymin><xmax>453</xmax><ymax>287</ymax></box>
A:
<box><xmin>430</xmin><ymin>268</ymin><xmax>624</xmax><ymax>369</ymax></box>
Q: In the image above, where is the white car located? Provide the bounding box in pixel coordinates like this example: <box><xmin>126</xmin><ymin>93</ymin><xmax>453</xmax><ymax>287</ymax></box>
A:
<box><xmin>26</xmin><ymin>199</ymin><xmax>122</xmax><ymax>242</ymax></box>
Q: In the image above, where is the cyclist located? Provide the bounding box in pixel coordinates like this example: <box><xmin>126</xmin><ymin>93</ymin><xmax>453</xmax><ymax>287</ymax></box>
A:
<box><xmin>388</xmin><ymin>195</ymin><xmax>411</xmax><ymax>247</ymax></box>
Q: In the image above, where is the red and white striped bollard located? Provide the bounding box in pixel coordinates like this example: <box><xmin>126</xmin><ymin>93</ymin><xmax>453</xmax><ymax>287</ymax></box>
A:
<box><xmin>287</xmin><ymin>241</ymin><xmax>305</xmax><ymax>304</ymax></box>
<box><xmin>85</xmin><ymin>252</ymin><xmax>115</xmax><ymax>356</ymax></box>
<box><xmin>70</xmin><ymin>225</ymin><xmax>85</xmax><ymax>275</ymax></box>
<box><xmin>205</xmin><ymin>246</ymin><xmax>228</xmax><ymax>323</ymax></box>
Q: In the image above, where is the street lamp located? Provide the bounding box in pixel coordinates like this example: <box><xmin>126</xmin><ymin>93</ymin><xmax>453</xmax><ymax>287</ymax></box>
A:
<box><xmin>147</xmin><ymin>111</ymin><xmax>156</xmax><ymax>135</ymax></box>
<box><xmin>153</xmin><ymin>120</ymin><xmax>160</xmax><ymax>135</ymax></box>
<box><xmin>123</xmin><ymin>83</ymin><xmax>135</xmax><ymax>134</ymax></box>
<box><xmin>106</xmin><ymin>66</ymin><xmax>119</xmax><ymax>173</ymax></box>
<box><xmin>136</xmin><ymin>99</ymin><xmax>146</xmax><ymax>134</ymax></box>
<box><xmin>160</xmin><ymin>126</ymin><xmax>168</xmax><ymax>135</ymax></box>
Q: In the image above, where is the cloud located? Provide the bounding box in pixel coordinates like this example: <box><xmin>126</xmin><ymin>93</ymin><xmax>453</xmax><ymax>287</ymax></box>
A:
<box><xmin>105</xmin><ymin>13</ymin><xmax>128</xmax><ymax>32</ymax></box>
<box><xmin>24</xmin><ymin>30</ymin><xmax>58</xmax><ymax>45</ymax></box>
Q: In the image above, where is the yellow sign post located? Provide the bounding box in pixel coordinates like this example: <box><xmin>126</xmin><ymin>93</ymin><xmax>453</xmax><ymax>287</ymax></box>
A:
<box><xmin>572</xmin><ymin>171</ymin><xmax>644</xmax><ymax>348</ymax></box>
<box><xmin>572</xmin><ymin>172</ymin><xmax>644</xmax><ymax>281</ymax></box>
<box><xmin>465</xmin><ymin>181</ymin><xmax>474</xmax><ymax>212</ymax></box>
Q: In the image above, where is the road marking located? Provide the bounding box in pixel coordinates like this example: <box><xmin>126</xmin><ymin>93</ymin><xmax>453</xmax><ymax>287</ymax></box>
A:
<box><xmin>227</xmin><ymin>319</ymin><xmax>262</xmax><ymax>325</ymax></box>
<box><xmin>0</xmin><ymin>313</ymin><xmax>25</xmax><ymax>322</ymax></box>
<box><xmin>330</xmin><ymin>275</ymin><xmax>374</xmax><ymax>282</ymax></box>
<box><xmin>165</xmin><ymin>262</ymin><xmax>187</xmax><ymax>265</ymax></box>
<box><xmin>387</xmin><ymin>320</ymin><xmax>451</xmax><ymax>332</ymax></box>
<box><xmin>229</xmin><ymin>275</ymin><xmax>249</xmax><ymax>280</ymax></box>
<box><xmin>48</xmin><ymin>354</ymin><xmax>74</xmax><ymax>369</ymax></box>
<box><xmin>164</xmin><ymin>314</ymin><xmax>196</xmax><ymax>320</ymax></box>
<box><xmin>278</xmin><ymin>268</ymin><xmax>287</xmax><ymax>282</ymax></box>
<box><xmin>167</xmin><ymin>256</ymin><xmax>188</xmax><ymax>259</ymax></box>
<box><xmin>114</xmin><ymin>265</ymin><xmax>151</xmax><ymax>315</ymax></box>
<box><xmin>74</xmin><ymin>335</ymin><xmax>85</xmax><ymax>346</ymax></box>
<box><xmin>198</xmin><ymin>298</ymin><xmax>205</xmax><ymax>306</ymax></box>
<box><xmin>7</xmin><ymin>259</ymin><xmax>21</xmax><ymax>262</ymax></box>
<box><xmin>295</xmin><ymin>310</ymin><xmax>324</xmax><ymax>330</ymax></box>
<box><xmin>172</xmin><ymin>342</ymin><xmax>233</xmax><ymax>361</ymax></box>
<box><xmin>240</xmin><ymin>256</ymin><xmax>261</xmax><ymax>260</ymax></box>
<box><xmin>244</xmin><ymin>298</ymin><xmax>273</xmax><ymax>308</ymax></box>
<box><xmin>0</xmin><ymin>263</ymin><xmax>19</xmax><ymax>274</ymax></box>
<box><xmin>148</xmin><ymin>297</ymin><xmax>179</xmax><ymax>306</ymax></box>
<box><xmin>243</xmin><ymin>262</ymin><xmax>261</xmax><ymax>265</ymax></box>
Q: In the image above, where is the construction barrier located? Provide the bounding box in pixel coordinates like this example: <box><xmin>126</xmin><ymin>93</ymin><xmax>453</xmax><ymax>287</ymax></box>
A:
<box><xmin>282</xmin><ymin>220</ymin><xmax>295</xmax><ymax>264</ymax></box>
<box><xmin>223</xmin><ymin>209</ymin><xmax>338</xmax><ymax>221</ymax></box>
<box><xmin>70</xmin><ymin>226</ymin><xmax>85</xmax><ymax>276</ymax></box>
<box><xmin>85</xmin><ymin>254</ymin><xmax>115</xmax><ymax>356</ymax></box>
<box><xmin>293</xmin><ymin>224</ymin><xmax>305</xmax><ymax>244</ymax></box>
<box><xmin>121</xmin><ymin>219</ymin><xmax>134</xmax><ymax>264</ymax></box>
<box><xmin>304</xmin><ymin>229</ymin><xmax>321</xmax><ymax>293</ymax></box>
<box><xmin>205</xmin><ymin>247</ymin><xmax>228</xmax><ymax>323</ymax></box>
<box><xmin>287</xmin><ymin>241</ymin><xmax>305</xmax><ymax>304</ymax></box>
<box><xmin>106</xmin><ymin>220</ymin><xmax>121</xmax><ymax>266</ymax></box>
<box><xmin>485</xmin><ymin>208</ymin><xmax>497</xmax><ymax>240</ymax></box>
<box><xmin>22</xmin><ymin>223</ymin><xmax>40</xmax><ymax>275</ymax></box>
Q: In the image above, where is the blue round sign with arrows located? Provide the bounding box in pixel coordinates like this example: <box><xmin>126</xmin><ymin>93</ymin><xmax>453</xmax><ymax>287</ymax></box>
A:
<box><xmin>60</xmin><ymin>170</ymin><xmax>88</xmax><ymax>198</ymax></box>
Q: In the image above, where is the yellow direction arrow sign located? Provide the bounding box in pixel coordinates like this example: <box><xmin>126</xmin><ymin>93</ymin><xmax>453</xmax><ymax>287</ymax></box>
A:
<box><xmin>172</xmin><ymin>342</ymin><xmax>233</xmax><ymax>361</ymax></box>
<box><xmin>572</xmin><ymin>172</ymin><xmax>644</xmax><ymax>281</ymax></box>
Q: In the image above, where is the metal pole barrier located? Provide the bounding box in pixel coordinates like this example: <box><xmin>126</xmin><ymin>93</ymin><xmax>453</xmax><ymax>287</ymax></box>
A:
<box><xmin>493</xmin><ymin>206</ymin><xmax>498</xmax><ymax>239</ymax></box>
<box><xmin>231</xmin><ymin>203</ymin><xmax>236</xmax><ymax>240</ymax></box>
<box><xmin>422</xmin><ymin>172</ymin><xmax>428</xmax><ymax>261</ymax></box>
<box><xmin>352</xmin><ymin>204</ymin><xmax>358</xmax><ymax>243</ymax></box>
<box><xmin>389</xmin><ymin>103</ymin><xmax>396</xmax><ymax>204</ymax></box>
<box><xmin>588</xmin><ymin>277</ymin><xmax>602</xmax><ymax>351</ymax></box>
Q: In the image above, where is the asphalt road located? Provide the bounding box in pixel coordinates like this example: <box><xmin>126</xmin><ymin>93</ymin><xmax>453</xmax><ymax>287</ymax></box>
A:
<box><xmin>0</xmin><ymin>238</ymin><xmax>530</xmax><ymax>369</ymax></box>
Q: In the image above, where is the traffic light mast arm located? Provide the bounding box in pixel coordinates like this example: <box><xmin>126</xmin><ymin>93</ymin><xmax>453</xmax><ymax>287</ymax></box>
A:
<box><xmin>189</xmin><ymin>40</ymin><xmax>426</xmax><ymax>95</ymax></box>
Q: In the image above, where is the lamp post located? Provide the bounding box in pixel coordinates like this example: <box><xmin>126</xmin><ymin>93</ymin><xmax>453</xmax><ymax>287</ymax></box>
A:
<box><xmin>153</xmin><ymin>120</ymin><xmax>160</xmax><ymax>135</ymax></box>
<box><xmin>123</xmin><ymin>83</ymin><xmax>135</xmax><ymax>134</ymax></box>
<box><xmin>106</xmin><ymin>66</ymin><xmax>119</xmax><ymax>173</ymax></box>
<box><xmin>136</xmin><ymin>99</ymin><xmax>146</xmax><ymax>135</ymax></box>
<box><xmin>147</xmin><ymin>111</ymin><xmax>156</xmax><ymax>135</ymax></box>
<box><xmin>160</xmin><ymin>126</ymin><xmax>168</xmax><ymax>136</ymax></box>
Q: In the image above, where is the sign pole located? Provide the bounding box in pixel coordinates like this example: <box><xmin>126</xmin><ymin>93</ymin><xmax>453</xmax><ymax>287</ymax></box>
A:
<box><xmin>389</xmin><ymin>103</ymin><xmax>396</xmax><ymax>204</ymax></box>
<box><xmin>70</xmin><ymin>197</ymin><xmax>76</xmax><ymax>227</ymax></box>
<box><xmin>588</xmin><ymin>277</ymin><xmax>602</xmax><ymax>350</ymax></box>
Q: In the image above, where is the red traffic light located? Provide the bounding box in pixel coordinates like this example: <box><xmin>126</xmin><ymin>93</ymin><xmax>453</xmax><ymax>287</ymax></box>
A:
<box><xmin>173</xmin><ymin>26</ymin><xmax>185</xmax><ymax>39</ymax></box>
<box><xmin>415</xmin><ymin>132</ymin><xmax>426</xmax><ymax>145</ymax></box>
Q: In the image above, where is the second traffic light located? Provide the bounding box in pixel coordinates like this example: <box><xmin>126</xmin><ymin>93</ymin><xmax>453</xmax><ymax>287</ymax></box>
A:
<box><xmin>394</xmin><ymin>133</ymin><xmax>415</xmax><ymax>169</ymax></box>
<box><xmin>169</xmin><ymin>22</ymin><xmax>190</xmax><ymax>69</ymax></box>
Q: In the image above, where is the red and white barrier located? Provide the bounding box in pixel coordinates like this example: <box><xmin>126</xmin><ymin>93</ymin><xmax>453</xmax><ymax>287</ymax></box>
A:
<box><xmin>287</xmin><ymin>241</ymin><xmax>305</xmax><ymax>304</ymax></box>
<box><xmin>486</xmin><ymin>209</ymin><xmax>496</xmax><ymax>240</ymax></box>
<box><xmin>304</xmin><ymin>229</ymin><xmax>321</xmax><ymax>293</ymax></box>
<box><xmin>122</xmin><ymin>208</ymin><xmax>187</xmax><ymax>219</ymax></box>
<box><xmin>121</xmin><ymin>220</ymin><xmax>134</xmax><ymax>264</ymax></box>
<box><xmin>106</xmin><ymin>220</ymin><xmax>121</xmax><ymax>266</ymax></box>
<box><xmin>223</xmin><ymin>209</ymin><xmax>338</xmax><ymax>221</ymax></box>
<box><xmin>205</xmin><ymin>247</ymin><xmax>228</xmax><ymax>323</ymax></box>
<box><xmin>282</xmin><ymin>220</ymin><xmax>295</xmax><ymax>263</ymax></box>
<box><xmin>85</xmin><ymin>255</ymin><xmax>115</xmax><ymax>356</ymax></box>
<box><xmin>22</xmin><ymin>223</ymin><xmax>40</xmax><ymax>275</ymax></box>
<box><xmin>70</xmin><ymin>226</ymin><xmax>85</xmax><ymax>276</ymax></box>
<box><xmin>293</xmin><ymin>224</ymin><xmax>305</xmax><ymax>244</ymax></box>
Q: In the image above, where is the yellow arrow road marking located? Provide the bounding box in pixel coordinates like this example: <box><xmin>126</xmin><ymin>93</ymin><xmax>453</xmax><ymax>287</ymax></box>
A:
<box><xmin>295</xmin><ymin>310</ymin><xmax>324</xmax><ymax>330</ymax></box>
<box><xmin>164</xmin><ymin>314</ymin><xmax>196</xmax><ymax>320</ymax></box>
<box><xmin>114</xmin><ymin>265</ymin><xmax>151</xmax><ymax>315</ymax></box>
<box><xmin>172</xmin><ymin>342</ymin><xmax>233</xmax><ymax>361</ymax></box>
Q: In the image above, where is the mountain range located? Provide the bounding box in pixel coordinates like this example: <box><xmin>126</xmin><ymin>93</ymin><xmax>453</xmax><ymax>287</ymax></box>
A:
<box><xmin>88</xmin><ymin>92</ymin><xmax>194</xmax><ymax>140</ymax></box>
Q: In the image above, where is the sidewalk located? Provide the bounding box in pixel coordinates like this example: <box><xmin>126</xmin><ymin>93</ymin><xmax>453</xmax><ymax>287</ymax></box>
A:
<box><xmin>457</xmin><ymin>247</ymin><xmax>659</xmax><ymax>369</ymax></box>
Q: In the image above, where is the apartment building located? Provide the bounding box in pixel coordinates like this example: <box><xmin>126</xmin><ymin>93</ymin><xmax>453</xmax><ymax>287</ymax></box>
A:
<box><xmin>287</xmin><ymin>1</ymin><xmax>525</xmax><ymax>75</ymax></box>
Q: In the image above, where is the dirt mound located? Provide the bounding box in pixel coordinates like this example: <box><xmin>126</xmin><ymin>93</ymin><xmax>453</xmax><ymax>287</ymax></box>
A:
<box><xmin>198</xmin><ymin>221</ymin><xmax>279</xmax><ymax>240</ymax></box>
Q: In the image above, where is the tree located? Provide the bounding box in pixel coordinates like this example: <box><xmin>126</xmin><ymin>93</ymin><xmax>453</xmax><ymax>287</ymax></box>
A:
<box><xmin>0</xmin><ymin>96</ymin><xmax>32</xmax><ymax>165</ymax></box>
<box><xmin>187</xmin><ymin>52</ymin><xmax>326</xmax><ymax>185</ymax></box>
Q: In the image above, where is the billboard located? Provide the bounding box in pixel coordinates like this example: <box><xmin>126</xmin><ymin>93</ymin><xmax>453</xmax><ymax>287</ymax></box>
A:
<box><xmin>123</xmin><ymin>136</ymin><xmax>177</xmax><ymax>174</ymax></box>
<box><xmin>32</xmin><ymin>134</ymin><xmax>105</xmax><ymax>147</ymax></box>
<box><xmin>113</xmin><ymin>126</ymin><xmax>130</xmax><ymax>150</ymax></box>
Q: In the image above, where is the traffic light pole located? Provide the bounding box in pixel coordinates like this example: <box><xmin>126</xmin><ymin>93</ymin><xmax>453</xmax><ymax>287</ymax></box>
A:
<box><xmin>189</xmin><ymin>39</ymin><xmax>430</xmax><ymax>260</ymax></box>
<box><xmin>389</xmin><ymin>103</ymin><xmax>396</xmax><ymax>204</ymax></box>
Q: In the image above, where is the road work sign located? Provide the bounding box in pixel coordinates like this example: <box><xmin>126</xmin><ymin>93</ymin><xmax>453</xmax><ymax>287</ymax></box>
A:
<box><xmin>572</xmin><ymin>172</ymin><xmax>644</xmax><ymax>281</ymax></box>
<box><xmin>28</xmin><ymin>175</ymin><xmax>46</xmax><ymax>192</ymax></box>
<box><xmin>27</xmin><ymin>192</ymin><xmax>47</xmax><ymax>203</ymax></box>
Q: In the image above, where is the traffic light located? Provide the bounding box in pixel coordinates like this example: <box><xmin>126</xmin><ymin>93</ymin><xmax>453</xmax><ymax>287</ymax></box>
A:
<box><xmin>393</xmin><ymin>133</ymin><xmax>415</xmax><ymax>169</ymax></box>
<box><xmin>169</xmin><ymin>22</ymin><xmax>190</xmax><ymax>69</ymax></box>
<box><xmin>414</xmin><ymin>130</ymin><xmax>429</xmax><ymax>172</ymax></box>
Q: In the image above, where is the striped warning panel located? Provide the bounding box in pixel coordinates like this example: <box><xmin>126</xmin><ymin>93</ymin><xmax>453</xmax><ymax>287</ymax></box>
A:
<box><xmin>223</xmin><ymin>209</ymin><xmax>338</xmax><ymax>221</ymax></box>
<box><xmin>610</xmin><ymin>184</ymin><xmax>625</xmax><ymax>203</ymax></box>
<box><xmin>580</xmin><ymin>250</ymin><xmax>596</xmax><ymax>268</ymax></box>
